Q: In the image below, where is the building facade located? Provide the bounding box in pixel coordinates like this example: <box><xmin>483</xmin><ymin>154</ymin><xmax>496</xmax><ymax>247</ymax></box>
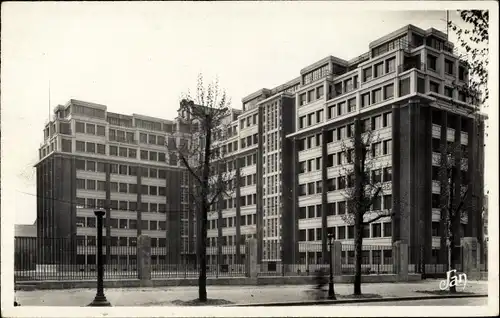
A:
<box><xmin>36</xmin><ymin>24</ymin><xmax>486</xmax><ymax>268</ymax></box>
<box><xmin>36</xmin><ymin>100</ymin><xmax>193</xmax><ymax>266</ymax></box>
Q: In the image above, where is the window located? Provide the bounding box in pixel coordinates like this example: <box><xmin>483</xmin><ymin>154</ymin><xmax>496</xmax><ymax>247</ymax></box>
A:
<box><xmin>427</xmin><ymin>54</ymin><xmax>437</xmax><ymax>71</ymax></box>
<box><xmin>432</xmin><ymin>193</ymin><xmax>441</xmax><ymax>209</ymax></box>
<box><xmin>383</xmin><ymin>222</ymin><xmax>392</xmax><ymax>237</ymax></box>
<box><xmin>383</xmin><ymin>139</ymin><xmax>392</xmax><ymax>155</ymax></box>
<box><xmin>374</xmin><ymin>62</ymin><xmax>383</xmax><ymax>78</ymax></box>
<box><xmin>361</xmin><ymin>93</ymin><xmax>370</xmax><ymax>107</ymax></box>
<box><xmin>372</xmin><ymin>223</ymin><xmax>382</xmax><ymax>237</ymax></box>
<box><xmin>76</xmin><ymin>141</ymin><xmax>85</xmax><ymax>152</ymax></box>
<box><xmin>338</xmin><ymin>201</ymin><xmax>346</xmax><ymax>215</ymax></box>
<box><xmin>372</xmin><ymin>89</ymin><xmax>382</xmax><ymax>104</ymax></box>
<box><xmin>444</xmin><ymin>86</ymin><xmax>454</xmax><ymax>98</ymax></box>
<box><xmin>430</xmin><ymin>81</ymin><xmax>440</xmax><ymax>93</ymax></box>
<box><xmin>95</xmin><ymin>144</ymin><xmax>105</xmax><ymax>155</ymax></box>
<box><xmin>86</xmin><ymin>124</ymin><xmax>96</xmax><ymax>135</ymax></box>
<box><xmin>348</xmin><ymin>98</ymin><xmax>356</xmax><ymax>112</ymax></box>
<box><xmin>76</xmin><ymin>179</ymin><xmax>86</xmax><ymax>189</ymax></box>
<box><xmin>97</xmin><ymin>125</ymin><xmax>105</xmax><ymax>136</ymax></box>
<box><xmin>347</xmin><ymin>225</ymin><xmax>354</xmax><ymax>239</ymax></box>
<box><xmin>87</xmin><ymin>161</ymin><xmax>95</xmax><ymax>171</ymax></box>
<box><xmin>372</xmin><ymin>115</ymin><xmax>382</xmax><ymax>130</ymax></box>
<box><xmin>383</xmin><ymin>167</ymin><xmax>392</xmax><ymax>181</ymax></box>
<box><xmin>86</xmin><ymin>142</ymin><xmax>95</xmax><ymax>153</ymax></box>
<box><xmin>372</xmin><ymin>142</ymin><xmax>381</xmax><ymax>157</ymax></box>
<box><xmin>383</xmin><ymin>112</ymin><xmax>392</xmax><ymax>127</ymax></box>
<box><xmin>316</xmin><ymin>86</ymin><xmax>324</xmax><ymax>99</ymax></box>
<box><xmin>338</xmin><ymin>226</ymin><xmax>346</xmax><ymax>239</ymax></box>
<box><xmin>76</xmin><ymin>122</ymin><xmax>85</xmax><ymax>133</ymax></box>
<box><xmin>109</xmin><ymin>146</ymin><xmax>118</xmax><ymax>156</ymax></box>
<box><xmin>383</xmin><ymin>195</ymin><xmax>392</xmax><ymax>210</ymax></box>
<box><xmin>363</xmin><ymin>67</ymin><xmax>372</xmax><ymax>82</ymax></box>
<box><xmin>432</xmin><ymin>222</ymin><xmax>440</xmax><ymax>236</ymax></box>
<box><xmin>458</xmin><ymin>66</ymin><xmax>466</xmax><ymax>81</ymax></box>
<box><xmin>417</xmin><ymin>77</ymin><xmax>426</xmax><ymax>93</ymax></box>
<box><xmin>384</xmin><ymin>84</ymin><xmax>394</xmax><ymax>99</ymax></box>
<box><xmin>299</xmin><ymin>230</ymin><xmax>306</xmax><ymax>241</ymax></box>
<box><xmin>399</xmin><ymin>78</ymin><xmax>410</xmax><ymax>96</ymax></box>
<box><xmin>372</xmin><ymin>169</ymin><xmax>382</xmax><ymax>183</ymax></box>
<box><xmin>87</xmin><ymin>179</ymin><xmax>96</xmax><ymax>190</ymax></box>
<box><xmin>362</xmin><ymin>225</ymin><xmax>370</xmax><ymax>238</ymax></box>
<box><xmin>61</xmin><ymin>139</ymin><xmax>72</xmax><ymax>152</ymax></box>
<box><xmin>386</xmin><ymin>57</ymin><xmax>396</xmax><ymax>73</ymax></box>
<box><xmin>299</xmin><ymin>93</ymin><xmax>307</xmax><ymax>106</ymax></box>
<box><xmin>444</xmin><ymin>59</ymin><xmax>454</xmax><ymax>75</ymax></box>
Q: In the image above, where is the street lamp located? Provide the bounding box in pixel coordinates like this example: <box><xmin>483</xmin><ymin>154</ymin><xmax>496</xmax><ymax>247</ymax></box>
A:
<box><xmin>88</xmin><ymin>209</ymin><xmax>111</xmax><ymax>307</ymax></box>
<box><xmin>327</xmin><ymin>232</ymin><xmax>336</xmax><ymax>300</ymax></box>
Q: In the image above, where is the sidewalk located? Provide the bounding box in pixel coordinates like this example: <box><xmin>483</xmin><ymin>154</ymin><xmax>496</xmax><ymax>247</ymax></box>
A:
<box><xmin>15</xmin><ymin>280</ymin><xmax>488</xmax><ymax>306</ymax></box>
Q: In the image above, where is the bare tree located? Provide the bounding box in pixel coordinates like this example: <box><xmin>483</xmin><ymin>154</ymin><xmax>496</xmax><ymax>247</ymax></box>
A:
<box><xmin>167</xmin><ymin>74</ymin><xmax>237</xmax><ymax>302</ymax></box>
<box><xmin>339</xmin><ymin>118</ymin><xmax>392</xmax><ymax>295</ymax></box>
<box><xmin>435</xmin><ymin>140</ymin><xmax>471</xmax><ymax>293</ymax></box>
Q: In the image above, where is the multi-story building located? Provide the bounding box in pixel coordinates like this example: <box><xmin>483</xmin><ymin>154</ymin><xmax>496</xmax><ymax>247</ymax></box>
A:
<box><xmin>35</xmin><ymin>100</ymin><xmax>194</xmax><ymax>267</ymax></box>
<box><xmin>208</xmin><ymin>24</ymin><xmax>485</xmax><ymax>268</ymax></box>
<box><xmin>286</xmin><ymin>24</ymin><xmax>486</xmax><ymax>267</ymax></box>
<box><xmin>36</xmin><ymin>24</ymin><xmax>486</xmax><ymax>269</ymax></box>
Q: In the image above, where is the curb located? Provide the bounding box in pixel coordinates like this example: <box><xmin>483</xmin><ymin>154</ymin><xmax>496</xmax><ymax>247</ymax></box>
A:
<box><xmin>230</xmin><ymin>293</ymin><xmax>489</xmax><ymax>306</ymax></box>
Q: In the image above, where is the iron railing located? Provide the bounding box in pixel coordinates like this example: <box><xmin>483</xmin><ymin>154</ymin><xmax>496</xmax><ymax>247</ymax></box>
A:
<box><xmin>14</xmin><ymin>237</ymin><xmax>246</xmax><ymax>281</ymax></box>
<box><xmin>15</xmin><ymin>237</ymin><xmax>486</xmax><ymax>282</ymax></box>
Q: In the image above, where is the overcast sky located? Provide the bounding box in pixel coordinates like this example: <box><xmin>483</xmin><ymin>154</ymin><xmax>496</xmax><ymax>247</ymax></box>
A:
<box><xmin>1</xmin><ymin>2</ymin><xmax>496</xmax><ymax>225</ymax></box>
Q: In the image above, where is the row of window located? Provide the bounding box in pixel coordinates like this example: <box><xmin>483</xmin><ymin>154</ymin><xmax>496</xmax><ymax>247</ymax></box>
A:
<box><xmin>299</xmin><ymin>140</ymin><xmax>392</xmax><ymax>174</ymax></box>
<box><xmin>299</xmin><ymin>195</ymin><xmax>392</xmax><ymax>219</ymax></box>
<box><xmin>76</xmin><ymin>235</ymin><xmax>168</xmax><ymax>247</ymax></box>
<box><xmin>207</xmin><ymin>234</ymin><xmax>257</xmax><ymax>247</ymax></box>
<box><xmin>139</xmin><ymin>132</ymin><xmax>166</xmax><ymax>146</ymax></box>
<box><xmin>240</xmin><ymin>133</ymin><xmax>259</xmax><ymax>149</ymax></box>
<box><xmin>299</xmin><ymin>85</ymin><xmax>325</xmax><ymax>106</ymax></box>
<box><xmin>75</xmin><ymin>122</ymin><xmax>106</xmax><ymax>136</ymax></box>
<box><xmin>74</xmin><ymin>159</ymin><xmax>188</xmax><ymax>182</ymax></box>
<box><xmin>240</xmin><ymin>113</ymin><xmax>259</xmax><ymax>129</ymax></box>
<box><xmin>299</xmin><ymin>221</ymin><xmax>393</xmax><ymax>241</ymax></box>
<box><xmin>360</xmin><ymin>83</ymin><xmax>394</xmax><ymax>108</ymax></box>
<box><xmin>298</xmin><ymin>112</ymin><xmax>392</xmax><ymax>152</ymax></box>
<box><xmin>299</xmin><ymin>249</ymin><xmax>393</xmax><ymax>265</ymax></box>
<box><xmin>362</xmin><ymin>57</ymin><xmax>396</xmax><ymax>82</ymax></box>
<box><xmin>75</xmin><ymin>197</ymin><xmax>175</xmax><ymax>213</ymax></box>
<box><xmin>326</xmin><ymin>98</ymin><xmax>357</xmax><ymax>120</ymax></box>
<box><xmin>76</xmin><ymin>178</ymin><xmax>168</xmax><ymax>196</ymax></box>
<box><xmin>208</xmin><ymin>214</ymin><xmax>257</xmax><ymax>230</ymax></box>
<box><xmin>427</xmin><ymin>53</ymin><xmax>466</xmax><ymax>81</ymax></box>
<box><xmin>76</xmin><ymin>217</ymin><xmax>166</xmax><ymax>231</ymax></box>
<box><xmin>210</xmin><ymin>193</ymin><xmax>258</xmax><ymax>211</ymax></box>
<box><xmin>331</xmin><ymin>75</ymin><xmax>359</xmax><ymax>99</ymax></box>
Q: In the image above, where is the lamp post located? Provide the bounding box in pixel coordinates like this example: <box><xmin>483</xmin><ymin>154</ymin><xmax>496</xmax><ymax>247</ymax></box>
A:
<box><xmin>327</xmin><ymin>232</ymin><xmax>336</xmax><ymax>300</ymax></box>
<box><xmin>88</xmin><ymin>209</ymin><xmax>111</xmax><ymax>307</ymax></box>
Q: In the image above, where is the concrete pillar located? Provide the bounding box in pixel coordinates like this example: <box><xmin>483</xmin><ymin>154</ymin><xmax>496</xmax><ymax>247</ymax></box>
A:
<box><xmin>245</xmin><ymin>238</ymin><xmax>258</xmax><ymax>278</ymax></box>
<box><xmin>460</xmin><ymin>237</ymin><xmax>480</xmax><ymax>279</ymax></box>
<box><xmin>393</xmin><ymin>241</ymin><xmax>408</xmax><ymax>281</ymax></box>
<box><xmin>331</xmin><ymin>241</ymin><xmax>342</xmax><ymax>275</ymax></box>
<box><xmin>137</xmin><ymin>235</ymin><xmax>152</xmax><ymax>285</ymax></box>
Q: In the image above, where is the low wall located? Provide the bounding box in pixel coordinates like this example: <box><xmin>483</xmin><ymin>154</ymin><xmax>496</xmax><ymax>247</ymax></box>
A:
<box><xmin>15</xmin><ymin>274</ymin><xmax>421</xmax><ymax>291</ymax></box>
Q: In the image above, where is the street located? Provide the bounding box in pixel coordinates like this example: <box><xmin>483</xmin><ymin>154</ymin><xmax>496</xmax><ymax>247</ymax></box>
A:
<box><xmin>336</xmin><ymin>297</ymin><xmax>488</xmax><ymax>306</ymax></box>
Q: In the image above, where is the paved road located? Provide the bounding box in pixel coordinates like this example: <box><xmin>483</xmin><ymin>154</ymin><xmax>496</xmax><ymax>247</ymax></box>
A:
<box><xmin>336</xmin><ymin>297</ymin><xmax>488</xmax><ymax>306</ymax></box>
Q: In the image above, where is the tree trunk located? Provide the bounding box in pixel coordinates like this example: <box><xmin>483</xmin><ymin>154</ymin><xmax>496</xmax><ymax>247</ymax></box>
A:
<box><xmin>448</xmin><ymin>168</ymin><xmax>456</xmax><ymax>294</ymax></box>
<box><xmin>198</xmin><ymin>200</ymin><xmax>208</xmax><ymax>301</ymax></box>
<box><xmin>198</xmin><ymin>116</ymin><xmax>212</xmax><ymax>302</ymax></box>
<box><xmin>354</xmin><ymin>222</ymin><xmax>363</xmax><ymax>295</ymax></box>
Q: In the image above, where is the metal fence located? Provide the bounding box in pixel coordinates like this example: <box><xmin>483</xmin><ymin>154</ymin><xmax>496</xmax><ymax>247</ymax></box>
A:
<box><xmin>14</xmin><ymin>237</ymin><xmax>245</xmax><ymax>281</ymax></box>
<box><xmin>15</xmin><ymin>237</ymin><xmax>485</xmax><ymax>282</ymax></box>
